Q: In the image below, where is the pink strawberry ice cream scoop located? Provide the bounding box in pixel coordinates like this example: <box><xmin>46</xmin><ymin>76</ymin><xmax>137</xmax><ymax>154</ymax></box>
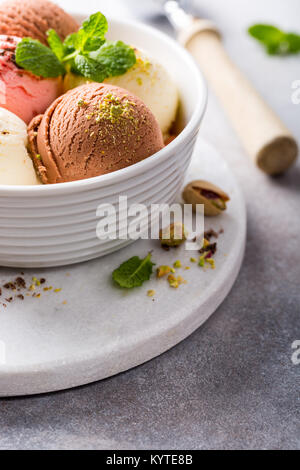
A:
<box><xmin>0</xmin><ymin>35</ymin><xmax>62</xmax><ymax>124</ymax></box>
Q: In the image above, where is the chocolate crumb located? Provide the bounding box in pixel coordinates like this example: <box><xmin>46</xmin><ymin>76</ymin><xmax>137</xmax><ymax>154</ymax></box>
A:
<box><xmin>204</xmin><ymin>229</ymin><xmax>219</xmax><ymax>240</ymax></box>
<box><xmin>17</xmin><ymin>294</ymin><xmax>24</xmax><ymax>300</ymax></box>
<box><xmin>3</xmin><ymin>282</ymin><xmax>15</xmax><ymax>290</ymax></box>
<box><xmin>15</xmin><ymin>277</ymin><xmax>26</xmax><ymax>289</ymax></box>
<box><xmin>199</xmin><ymin>242</ymin><xmax>217</xmax><ymax>256</ymax></box>
<box><xmin>161</xmin><ymin>245</ymin><xmax>170</xmax><ymax>251</ymax></box>
<box><xmin>40</xmin><ymin>278</ymin><xmax>46</xmax><ymax>284</ymax></box>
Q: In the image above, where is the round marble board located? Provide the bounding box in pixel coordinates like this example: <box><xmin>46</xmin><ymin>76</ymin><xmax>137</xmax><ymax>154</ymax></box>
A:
<box><xmin>0</xmin><ymin>138</ymin><xmax>246</xmax><ymax>396</ymax></box>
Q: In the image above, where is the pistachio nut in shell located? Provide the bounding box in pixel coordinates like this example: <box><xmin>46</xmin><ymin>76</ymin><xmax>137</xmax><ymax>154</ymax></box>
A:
<box><xmin>159</xmin><ymin>222</ymin><xmax>187</xmax><ymax>247</ymax></box>
<box><xmin>182</xmin><ymin>180</ymin><xmax>230</xmax><ymax>216</ymax></box>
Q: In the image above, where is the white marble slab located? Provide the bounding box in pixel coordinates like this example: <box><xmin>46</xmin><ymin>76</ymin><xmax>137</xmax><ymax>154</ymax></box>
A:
<box><xmin>0</xmin><ymin>138</ymin><xmax>246</xmax><ymax>396</ymax></box>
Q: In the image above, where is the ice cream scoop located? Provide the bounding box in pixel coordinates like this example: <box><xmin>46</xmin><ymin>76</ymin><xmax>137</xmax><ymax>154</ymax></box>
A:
<box><xmin>0</xmin><ymin>0</ymin><xmax>79</xmax><ymax>46</ymax></box>
<box><xmin>28</xmin><ymin>83</ymin><xmax>164</xmax><ymax>184</ymax></box>
<box><xmin>105</xmin><ymin>50</ymin><xmax>178</xmax><ymax>136</ymax></box>
<box><xmin>130</xmin><ymin>0</ymin><xmax>298</xmax><ymax>174</ymax></box>
<box><xmin>63</xmin><ymin>50</ymin><xmax>178</xmax><ymax>136</ymax></box>
<box><xmin>0</xmin><ymin>35</ymin><xmax>63</xmax><ymax>124</ymax></box>
<box><xmin>0</xmin><ymin>108</ymin><xmax>40</xmax><ymax>185</ymax></box>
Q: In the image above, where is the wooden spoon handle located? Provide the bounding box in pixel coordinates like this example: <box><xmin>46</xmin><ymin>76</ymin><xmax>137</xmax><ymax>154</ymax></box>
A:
<box><xmin>179</xmin><ymin>20</ymin><xmax>298</xmax><ymax>175</ymax></box>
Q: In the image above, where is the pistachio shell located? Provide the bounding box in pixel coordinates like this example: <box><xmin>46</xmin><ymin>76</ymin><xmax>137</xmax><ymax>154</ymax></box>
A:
<box><xmin>182</xmin><ymin>180</ymin><xmax>230</xmax><ymax>217</ymax></box>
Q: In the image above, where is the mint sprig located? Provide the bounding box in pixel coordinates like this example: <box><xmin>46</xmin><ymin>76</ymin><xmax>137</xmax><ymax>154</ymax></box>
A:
<box><xmin>15</xmin><ymin>38</ymin><xmax>65</xmax><ymax>78</ymax></box>
<box><xmin>112</xmin><ymin>253</ymin><xmax>155</xmax><ymax>289</ymax></box>
<box><xmin>91</xmin><ymin>41</ymin><xmax>137</xmax><ymax>77</ymax></box>
<box><xmin>15</xmin><ymin>11</ymin><xmax>136</xmax><ymax>81</ymax></box>
<box><xmin>249</xmin><ymin>24</ymin><xmax>300</xmax><ymax>55</ymax></box>
<box><xmin>80</xmin><ymin>12</ymin><xmax>108</xmax><ymax>51</ymax></box>
<box><xmin>47</xmin><ymin>29</ymin><xmax>65</xmax><ymax>61</ymax></box>
<box><xmin>74</xmin><ymin>54</ymin><xmax>107</xmax><ymax>82</ymax></box>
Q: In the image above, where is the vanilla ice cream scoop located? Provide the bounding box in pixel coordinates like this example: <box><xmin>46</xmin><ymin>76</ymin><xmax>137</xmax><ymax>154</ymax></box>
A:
<box><xmin>105</xmin><ymin>51</ymin><xmax>178</xmax><ymax>136</ymax></box>
<box><xmin>63</xmin><ymin>50</ymin><xmax>178</xmax><ymax>136</ymax></box>
<box><xmin>0</xmin><ymin>108</ymin><xmax>40</xmax><ymax>185</ymax></box>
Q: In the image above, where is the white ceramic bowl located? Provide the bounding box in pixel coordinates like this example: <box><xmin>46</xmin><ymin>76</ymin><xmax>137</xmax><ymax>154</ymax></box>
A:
<box><xmin>0</xmin><ymin>15</ymin><xmax>207</xmax><ymax>268</ymax></box>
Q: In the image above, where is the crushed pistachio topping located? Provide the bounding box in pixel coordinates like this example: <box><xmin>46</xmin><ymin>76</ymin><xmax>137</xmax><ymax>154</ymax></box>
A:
<box><xmin>157</xmin><ymin>265</ymin><xmax>172</xmax><ymax>278</ymax></box>
<box><xmin>78</xmin><ymin>99</ymin><xmax>88</xmax><ymax>107</ymax></box>
<box><xmin>147</xmin><ymin>289</ymin><xmax>155</xmax><ymax>297</ymax></box>
<box><xmin>198</xmin><ymin>237</ymin><xmax>217</xmax><ymax>269</ymax></box>
<box><xmin>134</xmin><ymin>57</ymin><xmax>151</xmax><ymax>75</ymax></box>
<box><xmin>95</xmin><ymin>93</ymin><xmax>137</xmax><ymax>125</ymax></box>
<box><xmin>32</xmin><ymin>276</ymin><xmax>41</xmax><ymax>286</ymax></box>
<box><xmin>206</xmin><ymin>258</ymin><xmax>215</xmax><ymax>269</ymax></box>
<box><xmin>167</xmin><ymin>274</ymin><xmax>186</xmax><ymax>289</ymax></box>
<box><xmin>203</xmin><ymin>238</ymin><xmax>210</xmax><ymax>249</ymax></box>
<box><xmin>173</xmin><ymin>260</ymin><xmax>182</xmax><ymax>268</ymax></box>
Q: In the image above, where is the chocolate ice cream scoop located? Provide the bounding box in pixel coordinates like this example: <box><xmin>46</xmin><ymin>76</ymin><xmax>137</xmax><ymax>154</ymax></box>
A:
<box><xmin>0</xmin><ymin>0</ymin><xmax>79</xmax><ymax>45</ymax></box>
<box><xmin>27</xmin><ymin>83</ymin><xmax>164</xmax><ymax>184</ymax></box>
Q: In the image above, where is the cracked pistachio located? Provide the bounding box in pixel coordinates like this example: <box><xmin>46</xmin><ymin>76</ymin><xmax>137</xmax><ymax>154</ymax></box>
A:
<box><xmin>159</xmin><ymin>222</ymin><xmax>187</xmax><ymax>247</ymax></box>
<box><xmin>182</xmin><ymin>180</ymin><xmax>230</xmax><ymax>216</ymax></box>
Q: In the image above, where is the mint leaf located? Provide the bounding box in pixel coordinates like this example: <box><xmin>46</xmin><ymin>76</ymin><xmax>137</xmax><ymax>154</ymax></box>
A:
<box><xmin>84</xmin><ymin>36</ymin><xmax>106</xmax><ymax>52</ymax></box>
<box><xmin>63</xmin><ymin>13</ymin><xmax>107</xmax><ymax>54</ymax></box>
<box><xmin>112</xmin><ymin>253</ymin><xmax>155</xmax><ymax>289</ymax></box>
<box><xmin>81</xmin><ymin>12</ymin><xmax>108</xmax><ymax>45</ymax></box>
<box><xmin>47</xmin><ymin>29</ymin><xmax>65</xmax><ymax>61</ymax></box>
<box><xmin>62</xmin><ymin>12</ymin><xmax>108</xmax><ymax>64</ymax></box>
<box><xmin>63</xmin><ymin>32</ymin><xmax>79</xmax><ymax>51</ymax></box>
<box><xmin>74</xmin><ymin>54</ymin><xmax>107</xmax><ymax>82</ymax></box>
<box><xmin>15</xmin><ymin>38</ymin><xmax>65</xmax><ymax>78</ymax></box>
<box><xmin>249</xmin><ymin>24</ymin><xmax>283</xmax><ymax>43</ymax></box>
<box><xmin>92</xmin><ymin>41</ymin><xmax>136</xmax><ymax>77</ymax></box>
<box><xmin>285</xmin><ymin>33</ymin><xmax>300</xmax><ymax>53</ymax></box>
<box><xmin>248</xmin><ymin>24</ymin><xmax>300</xmax><ymax>55</ymax></box>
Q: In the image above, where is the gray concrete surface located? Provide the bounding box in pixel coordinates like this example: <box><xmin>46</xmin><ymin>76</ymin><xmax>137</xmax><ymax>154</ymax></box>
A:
<box><xmin>0</xmin><ymin>0</ymin><xmax>299</xmax><ymax>450</ymax></box>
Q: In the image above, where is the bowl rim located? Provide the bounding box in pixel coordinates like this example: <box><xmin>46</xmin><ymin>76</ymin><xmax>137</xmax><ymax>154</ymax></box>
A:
<box><xmin>0</xmin><ymin>16</ymin><xmax>207</xmax><ymax>196</ymax></box>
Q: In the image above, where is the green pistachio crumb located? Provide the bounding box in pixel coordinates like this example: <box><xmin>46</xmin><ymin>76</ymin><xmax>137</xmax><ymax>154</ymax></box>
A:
<box><xmin>78</xmin><ymin>99</ymin><xmax>88</xmax><ymax>107</ymax></box>
<box><xmin>173</xmin><ymin>260</ymin><xmax>182</xmax><ymax>268</ymax></box>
